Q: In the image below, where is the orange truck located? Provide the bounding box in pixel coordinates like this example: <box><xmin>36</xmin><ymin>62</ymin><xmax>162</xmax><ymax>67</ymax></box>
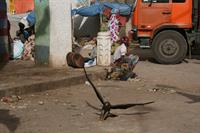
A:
<box><xmin>131</xmin><ymin>0</ymin><xmax>200</xmax><ymax>64</ymax></box>
<box><xmin>9</xmin><ymin>0</ymin><xmax>34</xmax><ymax>14</ymax></box>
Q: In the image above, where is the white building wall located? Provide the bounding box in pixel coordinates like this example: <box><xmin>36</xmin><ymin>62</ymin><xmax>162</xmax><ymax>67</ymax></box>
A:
<box><xmin>49</xmin><ymin>0</ymin><xmax>72</xmax><ymax>67</ymax></box>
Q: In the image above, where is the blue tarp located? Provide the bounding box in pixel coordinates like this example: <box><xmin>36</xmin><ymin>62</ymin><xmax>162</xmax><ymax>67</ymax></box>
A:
<box><xmin>26</xmin><ymin>11</ymin><xmax>36</xmax><ymax>26</ymax></box>
<box><xmin>72</xmin><ymin>2</ymin><xmax>131</xmax><ymax>16</ymax></box>
<box><xmin>102</xmin><ymin>2</ymin><xmax>131</xmax><ymax>15</ymax></box>
<box><xmin>72</xmin><ymin>2</ymin><xmax>104</xmax><ymax>16</ymax></box>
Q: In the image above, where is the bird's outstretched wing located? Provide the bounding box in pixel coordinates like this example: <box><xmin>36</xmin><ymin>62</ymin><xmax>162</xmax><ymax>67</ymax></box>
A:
<box><xmin>111</xmin><ymin>101</ymin><xmax>154</xmax><ymax>109</ymax></box>
<box><xmin>84</xmin><ymin>67</ymin><xmax>105</xmax><ymax>105</ymax></box>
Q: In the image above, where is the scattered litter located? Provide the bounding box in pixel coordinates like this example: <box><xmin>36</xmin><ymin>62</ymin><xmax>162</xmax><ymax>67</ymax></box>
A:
<box><xmin>17</xmin><ymin>96</ymin><xmax>22</xmax><ymax>100</ymax></box>
<box><xmin>1</xmin><ymin>95</ymin><xmax>22</xmax><ymax>103</ymax></box>
<box><xmin>78</xmin><ymin>38</ymin><xmax>92</xmax><ymax>47</ymax></box>
<box><xmin>63</xmin><ymin>103</ymin><xmax>67</xmax><ymax>106</ymax></box>
<box><xmin>10</xmin><ymin>105</ymin><xmax>16</xmax><ymax>109</ymax></box>
<box><xmin>82</xmin><ymin>44</ymin><xmax>94</xmax><ymax>50</ymax></box>
<box><xmin>148</xmin><ymin>88</ymin><xmax>159</xmax><ymax>92</ymax></box>
<box><xmin>22</xmin><ymin>35</ymin><xmax>35</xmax><ymax>61</ymax></box>
<box><xmin>1</xmin><ymin>96</ymin><xmax>13</xmax><ymax>103</ymax></box>
<box><xmin>169</xmin><ymin>89</ymin><xmax>176</xmax><ymax>94</ymax></box>
<box><xmin>17</xmin><ymin>105</ymin><xmax>27</xmax><ymax>109</ymax></box>
<box><xmin>107</xmin><ymin>55</ymin><xmax>139</xmax><ymax>81</ymax></box>
<box><xmin>148</xmin><ymin>87</ymin><xmax>177</xmax><ymax>94</ymax></box>
<box><xmin>38</xmin><ymin>101</ymin><xmax>44</xmax><ymax>105</ymax></box>
<box><xmin>128</xmin><ymin>77</ymin><xmax>141</xmax><ymax>82</ymax></box>
<box><xmin>85</xmin><ymin>81</ymin><xmax>91</xmax><ymax>86</ymax></box>
<box><xmin>54</xmin><ymin>99</ymin><xmax>59</xmax><ymax>104</ymax></box>
<box><xmin>84</xmin><ymin>58</ymin><xmax>96</xmax><ymax>67</ymax></box>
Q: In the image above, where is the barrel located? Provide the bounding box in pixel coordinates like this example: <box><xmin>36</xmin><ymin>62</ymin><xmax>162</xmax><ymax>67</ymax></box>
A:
<box><xmin>66</xmin><ymin>52</ymin><xmax>85</xmax><ymax>68</ymax></box>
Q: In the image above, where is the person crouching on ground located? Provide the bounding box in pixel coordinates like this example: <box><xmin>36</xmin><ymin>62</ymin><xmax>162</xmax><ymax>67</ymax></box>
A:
<box><xmin>113</xmin><ymin>36</ymin><xmax>130</xmax><ymax>66</ymax></box>
<box><xmin>108</xmin><ymin>36</ymin><xmax>139</xmax><ymax>80</ymax></box>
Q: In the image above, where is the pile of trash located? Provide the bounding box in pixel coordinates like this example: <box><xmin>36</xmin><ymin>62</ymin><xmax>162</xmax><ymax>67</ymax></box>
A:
<box><xmin>72</xmin><ymin>37</ymin><xmax>97</xmax><ymax>68</ymax></box>
<box><xmin>11</xmin><ymin>11</ymin><xmax>36</xmax><ymax>61</ymax></box>
<box><xmin>12</xmin><ymin>35</ymin><xmax>35</xmax><ymax>61</ymax></box>
<box><xmin>1</xmin><ymin>95</ymin><xmax>22</xmax><ymax>103</ymax></box>
<box><xmin>106</xmin><ymin>54</ymin><xmax>139</xmax><ymax>81</ymax></box>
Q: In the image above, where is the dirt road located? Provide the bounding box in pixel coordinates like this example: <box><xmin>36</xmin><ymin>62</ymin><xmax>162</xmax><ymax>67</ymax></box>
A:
<box><xmin>1</xmin><ymin>59</ymin><xmax>200</xmax><ymax>133</ymax></box>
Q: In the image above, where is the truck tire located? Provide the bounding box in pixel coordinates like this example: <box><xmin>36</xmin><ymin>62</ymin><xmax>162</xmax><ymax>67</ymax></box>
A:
<box><xmin>152</xmin><ymin>30</ymin><xmax>187</xmax><ymax>64</ymax></box>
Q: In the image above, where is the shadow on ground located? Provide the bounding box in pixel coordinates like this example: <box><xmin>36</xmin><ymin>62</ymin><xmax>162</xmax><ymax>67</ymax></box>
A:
<box><xmin>177</xmin><ymin>92</ymin><xmax>200</xmax><ymax>104</ymax></box>
<box><xmin>0</xmin><ymin>62</ymin><xmax>8</xmax><ymax>71</ymax></box>
<box><xmin>0</xmin><ymin>109</ymin><xmax>20</xmax><ymax>133</ymax></box>
<box><xmin>132</xmin><ymin>48</ymin><xmax>200</xmax><ymax>64</ymax></box>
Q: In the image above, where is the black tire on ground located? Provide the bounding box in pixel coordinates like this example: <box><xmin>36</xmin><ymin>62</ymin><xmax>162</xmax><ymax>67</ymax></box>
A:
<box><xmin>152</xmin><ymin>30</ymin><xmax>188</xmax><ymax>64</ymax></box>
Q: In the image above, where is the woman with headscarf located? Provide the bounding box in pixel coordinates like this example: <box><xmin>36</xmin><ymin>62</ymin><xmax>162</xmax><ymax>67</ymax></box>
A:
<box><xmin>108</xmin><ymin>36</ymin><xmax>139</xmax><ymax>80</ymax></box>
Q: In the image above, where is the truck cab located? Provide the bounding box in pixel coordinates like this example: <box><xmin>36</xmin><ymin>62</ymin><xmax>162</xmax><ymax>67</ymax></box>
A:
<box><xmin>131</xmin><ymin>0</ymin><xmax>200</xmax><ymax>64</ymax></box>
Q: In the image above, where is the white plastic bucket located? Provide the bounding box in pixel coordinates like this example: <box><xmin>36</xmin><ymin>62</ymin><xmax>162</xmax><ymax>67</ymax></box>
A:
<box><xmin>97</xmin><ymin>31</ymin><xmax>111</xmax><ymax>66</ymax></box>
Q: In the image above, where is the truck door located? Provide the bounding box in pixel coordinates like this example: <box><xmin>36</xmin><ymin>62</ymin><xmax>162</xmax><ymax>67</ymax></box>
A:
<box><xmin>171</xmin><ymin>0</ymin><xmax>192</xmax><ymax>28</ymax></box>
<box><xmin>137</xmin><ymin>0</ymin><xmax>172</xmax><ymax>36</ymax></box>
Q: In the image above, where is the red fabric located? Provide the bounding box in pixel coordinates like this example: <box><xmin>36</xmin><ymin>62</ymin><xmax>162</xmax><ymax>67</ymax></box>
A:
<box><xmin>117</xmin><ymin>16</ymin><xmax>127</xmax><ymax>26</ymax></box>
<box><xmin>103</xmin><ymin>8</ymin><xmax>112</xmax><ymax>18</ymax></box>
<box><xmin>14</xmin><ymin>0</ymin><xmax>34</xmax><ymax>14</ymax></box>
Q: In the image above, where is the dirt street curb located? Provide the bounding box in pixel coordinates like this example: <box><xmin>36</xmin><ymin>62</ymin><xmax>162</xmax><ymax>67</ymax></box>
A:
<box><xmin>0</xmin><ymin>70</ymin><xmax>106</xmax><ymax>98</ymax></box>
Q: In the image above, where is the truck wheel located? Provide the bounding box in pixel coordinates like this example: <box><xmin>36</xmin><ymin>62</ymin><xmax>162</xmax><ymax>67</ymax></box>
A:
<box><xmin>152</xmin><ymin>30</ymin><xmax>187</xmax><ymax>64</ymax></box>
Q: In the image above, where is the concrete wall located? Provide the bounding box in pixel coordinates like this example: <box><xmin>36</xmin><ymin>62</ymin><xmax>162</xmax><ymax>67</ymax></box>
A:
<box><xmin>35</xmin><ymin>0</ymin><xmax>72</xmax><ymax>67</ymax></box>
<box><xmin>49</xmin><ymin>0</ymin><xmax>72</xmax><ymax>67</ymax></box>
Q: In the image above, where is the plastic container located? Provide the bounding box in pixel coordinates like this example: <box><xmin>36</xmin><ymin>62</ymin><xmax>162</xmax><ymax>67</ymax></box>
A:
<box><xmin>13</xmin><ymin>39</ymin><xmax>24</xmax><ymax>59</ymax></box>
<box><xmin>97</xmin><ymin>31</ymin><xmax>111</xmax><ymax>66</ymax></box>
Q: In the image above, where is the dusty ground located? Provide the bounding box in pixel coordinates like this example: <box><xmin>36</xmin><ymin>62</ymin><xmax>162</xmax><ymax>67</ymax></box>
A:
<box><xmin>0</xmin><ymin>57</ymin><xmax>200</xmax><ymax>133</ymax></box>
<box><xmin>3</xmin><ymin>12</ymin><xmax>200</xmax><ymax>133</ymax></box>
